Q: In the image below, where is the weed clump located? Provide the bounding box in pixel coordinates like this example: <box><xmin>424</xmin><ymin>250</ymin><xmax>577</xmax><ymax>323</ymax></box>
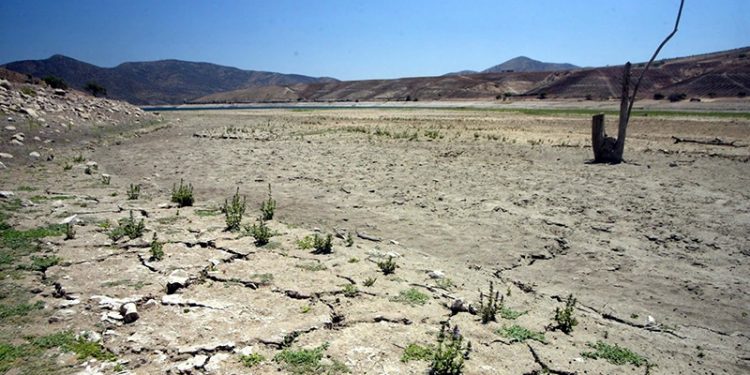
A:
<box><xmin>223</xmin><ymin>187</ymin><xmax>246</xmax><ymax>232</ymax></box>
<box><xmin>430</xmin><ymin>323</ymin><xmax>471</xmax><ymax>375</ymax></box>
<box><xmin>497</xmin><ymin>325</ymin><xmax>546</xmax><ymax>343</ymax></box>
<box><xmin>296</xmin><ymin>235</ymin><xmax>314</xmax><ymax>249</ymax></box>
<box><xmin>260</xmin><ymin>184</ymin><xmax>276</xmax><ymax>220</ymax></box>
<box><xmin>582</xmin><ymin>341</ymin><xmax>649</xmax><ymax>367</ymax></box>
<box><xmin>247</xmin><ymin>218</ymin><xmax>271</xmax><ymax>246</ymax></box>
<box><xmin>127</xmin><ymin>184</ymin><xmax>140</xmax><ymax>200</ymax></box>
<box><xmin>392</xmin><ymin>288</ymin><xmax>429</xmax><ymax>306</ymax></box>
<box><xmin>64</xmin><ymin>222</ymin><xmax>76</xmax><ymax>240</ymax></box>
<box><xmin>551</xmin><ymin>294</ymin><xmax>578</xmax><ymax>334</ymax></box>
<box><xmin>363</xmin><ymin>277</ymin><xmax>377</xmax><ymax>287</ymax></box>
<box><xmin>109</xmin><ymin>211</ymin><xmax>145</xmax><ymax>241</ymax></box>
<box><xmin>311</xmin><ymin>233</ymin><xmax>333</xmax><ymax>254</ymax></box>
<box><xmin>401</xmin><ymin>343</ymin><xmax>433</xmax><ymax>362</ymax></box>
<box><xmin>149</xmin><ymin>233</ymin><xmax>164</xmax><ymax>261</ymax></box>
<box><xmin>273</xmin><ymin>342</ymin><xmax>349</xmax><ymax>374</ymax></box>
<box><xmin>240</xmin><ymin>353</ymin><xmax>265</xmax><ymax>368</ymax></box>
<box><xmin>478</xmin><ymin>281</ymin><xmax>501</xmax><ymax>324</ymax></box>
<box><xmin>171</xmin><ymin>179</ymin><xmax>194</xmax><ymax>207</ymax></box>
<box><xmin>341</xmin><ymin>284</ymin><xmax>359</xmax><ymax>298</ymax></box>
<box><xmin>377</xmin><ymin>256</ymin><xmax>397</xmax><ymax>275</ymax></box>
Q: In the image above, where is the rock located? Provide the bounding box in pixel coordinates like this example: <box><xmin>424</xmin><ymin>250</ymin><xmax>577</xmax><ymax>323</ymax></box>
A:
<box><xmin>176</xmin><ymin>355</ymin><xmax>208</xmax><ymax>373</ymax></box>
<box><xmin>20</xmin><ymin>107</ymin><xmax>38</xmax><ymax>119</ymax></box>
<box><xmin>0</xmin><ymin>191</ymin><xmax>14</xmax><ymax>199</ymax></box>
<box><xmin>0</xmin><ymin>79</ymin><xmax>10</xmax><ymax>89</ymax></box>
<box><xmin>178</xmin><ymin>342</ymin><xmax>235</xmax><ymax>355</ymax></box>
<box><xmin>204</xmin><ymin>352</ymin><xmax>230</xmax><ymax>373</ymax></box>
<box><xmin>0</xmin><ymin>152</ymin><xmax>12</xmax><ymax>159</ymax></box>
<box><xmin>48</xmin><ymin>309</ymin><xmax>76</xmax><ymax>323</ymax></box>
<box><xmin>167</xmin><ymin>269</ymin><xmax>190</xmax><ymax>294</ymax></box>
<box><xmin>58</xmin><ymin>299</ymin><xmax>80</xmax><ymax>308</ymax></box>
<box><xmin>119</xmin><ymin>302</ymin><xmax>139</xmax><ymax>323</ymax></box>
<box><xmin>428</xmin><ymin>270</ymin><xmax>445</xmax><ymax>279</ymax></box>
<box><xmin>235</xmin><ymin>346</ymin><xmax>254</xmax><ymax>356</ymax></box>
<box><xmin>142</xmin><ymin>299</ymin><xmax>158</xmax><ymax>309</ymax></box>
<box><xmin>53</xmin><ymin>89</ymin><xmax>67</xmax><ymax>96</ymax></box>
<box><xmin>10</xmin><ymin>139</ymin><xmax>22</xmax><ymax>146</ymax></box>
<box><xmin>59</xmin><ymin>214</ymin><xmax>78</xmax><ymax>225</ymax></box>
<box><xmin>0</xmin><ymin>161</ymin><xmax>6</xmax><ymax>169</ymax></box>
<box><xmin>85</xmin><ymin>161</ymin><xmax>98</xmax><ymax>169</ymax></box>
<box><xmin>29</xmin><ymin>151</ymin><xmax>41</xmax><ymax>158</ymax></box>
<box><xmin>4</xmin><ymin>125</ymin><xmax>15</xmax><ymax>131</ymax></box>
<box><xmin>78</xmin><ymin>330</ymin><xmax>102</xmax><ymax>343</ymax></box>
<box><xmin>12</xmin><ymin>132</ymin><xmax>24</xmax><ymax>141</ymax></box>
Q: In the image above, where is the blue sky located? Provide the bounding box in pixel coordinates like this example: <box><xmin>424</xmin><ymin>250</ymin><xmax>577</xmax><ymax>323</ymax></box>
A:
<box><xmin>0</xmin><ymin>0</ymin><xmax>747</xmax><ymax>80</ymax></box>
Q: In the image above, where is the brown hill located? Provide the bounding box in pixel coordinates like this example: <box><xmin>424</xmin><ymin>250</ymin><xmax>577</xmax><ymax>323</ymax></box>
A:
<box><xmin>195</xmin><ymin>47</ymin><xmax>750</xmax><ymax>103</ymax></box>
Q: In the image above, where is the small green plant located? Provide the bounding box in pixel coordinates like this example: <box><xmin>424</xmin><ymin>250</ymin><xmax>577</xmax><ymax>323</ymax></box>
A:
<box><xmin>341</xmin><ymin>284</ymin><xmax>359</xmax><ymax>298</ymax></box>
<box><xmin>311</xmin><ymin>233</ymin><xmax>333</xmax><ymax>254</ymax></box>
<box><xmin>424</xmin><ymin>129</ymin><xmax>442</xmax><ymax>140</ymax></box>
<box><xmin>127</xmin><ymin>184</ymin><xmax>140</xmax><ymax>200</ymax></box>
<box><xmin>345</xmin><ymin>233</ymin><xmax>354</xmax><ymax>247</ymax></box>
<box><xmin>223</xmin><ymin>187</ymin><xmax>246</xmax><ymax>232</ymax></box>
<box><xmin>392</xmin><ymin>288</ymin><xmax>429</xmax><ymax>306</ymax></box>
<box><xmin>363</xmin><ymin>277</ymin><xmax>377</xmax><ymax>287</ymax></box>
<box><xmin>497</xmin><ymin>325</ymin><xmax>546</xmax><ymax>343</ymax></box>
<box><xmin>109</xmin><ymin>211</ymin><xmax>145</xmax><ymax>241</ymax></box>
<box><xmin>101</xmin><ymin>174</ymin><xmax>111</xmax><ymax>185</ymax></box>
<box><xmin>247</xmin><ymin>217</ymin><xmax>271</xmax><ymax>246</ymax></box>
<box><xmin>551</xmin><ymin>294</ymin><xmax>578</xmax><ymax>334</ymax></box>
<box><xmin>195</xmin><ymin>207</ymin><xmax>221</xmax><ymax>216</ymax></box>
<box><xmin>436</xmin><ymin>278</ymin><xmax>454</xmax><ymax>290</ymax></box>
<box><xmin>260</xmin><ymin>184</ymin><xmax>276</xmax><ymax>220</ymax></box>
<box><xmin>347</xmin><ymin>257</ymin><xmax>359</xmax><ymax>263</ymax></box>
<box><xmin>300</xmin><ymin>305</ymin><xmax>311</xmax><ymax>314</ymax></box>
<box><xmin>499</xmin><ymin>306</ymin><xmax>526</xmax><ymax>320</ymax></box>
<box><xmin>377</xmin><ymin>256</ymin><xmax>397</xmax><ymax>275</ymax></box>
<box><xmin>296</xmin><ymin>235</ymin><xmax>315</xmax><ymax>249</ymax></box>
<box><xmin>240</xmin><ymin>353</ymin><xmax>265</xmax><ymax>368</ymax></box>
<box><xmin>20</xmin><ymin>87</ymin><xmax>36</xmax><ymax>96</ymax></box>
<box><xmin>149</xmin><ymin>233</ymin><xmax>164</xmax><ymax>261</ymax></box>
<box><xmin>63</xmin><ymin>162</ymin><xmax>72</xmax><ymax>171</ymax></box>
<box><xmin>478</xmin><ymin>281</ymin><xmax>502</xmax><ymax>324</ymax></box>
<box><xmin>582</xmin><ymin>341</ymin><xmax>649</xmax><ymax>367</ymax></box>
<box><xmin>273</xmin><ymin>342</ymin><xmax>349</xmax><ymax>374</ymax></box>
<box><xmin>72</xmin><ymin>154</ymin><xmax>85</xmax><ymax>163</ymax></box>
<box><xmin>295</xmin><ymin>262</ymin><xmax>327</xmax><ymax>271</ymax></box>
<box><xmin>171</xmin><ymin>179</ymin><xmax>194</xmax><ymax>207</ymax></box>
<box><xmin>18</xmin><ymin>255</ymin><xmax>62</xmax><ymax>273</ymax></box>
<box><xmin>401</xmin><ymin>343</ymin><xmax>433</xmax><ymax>362</ymax></box>
<box><xmin>64</xmin><ymin>222</ymin><xmax>76</xmax><ymax>240</ymax></box>
<box><xmin>430</xmin><ymin>323</ymin><xmax>471</xmax><ymax>375</ymax></box>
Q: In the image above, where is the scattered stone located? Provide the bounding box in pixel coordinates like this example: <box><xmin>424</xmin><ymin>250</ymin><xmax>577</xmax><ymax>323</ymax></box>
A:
<box><xmin>85</xmin><ymin>161</ymin><xmax>98</xmax><ymax>169</ymax></box>
<box><xmin>0</xmin><ymin>152</ymin><xmax>13</xmax><ymax>159</ymax></box>
<box><xmin>235</xmin><ymin>346</ymin><xmax>254</xmax><ymax>356</ymax></box>
<box><xmin>59</xmin><ymin>214</ymin><xmax>79</xmax><ymax>225</ymax></box>
<box><xmin>176</xmin><ymin>355</ymin><xmax>208</xmax><ymax>373</ymax></box>
<box><xmin>4</xmin><ymin>125</ymin><xmax>16</xmax><ymax>131</ymax></box>
<box><xmin>167</xmin><ymin>269</ymin><xmax>190</xmax><ymax>294</ymax></box>
<box><xmin>10</xmin><ymin>139</ymin><xmax>23</xmax><ymax>146</ymax></box>
<box><xmin>119</xmin><ymin>302</ymin><xmax>139</xmax><ymax>323</ymax></box>
<box><xmin>178</xmin><ymin>341</ymin><xmax>235</xmax><ymax>355</ymax></box>
<box><xmin>29</xmin><ymin>151</ymin><xmax>40</xmax><ymax>158</ymax></box>
<box><xmin>58</xmin><ymin>299</ymin><xmax>80</xmax><ymax>308</ymax></box>
<box><xmin>20</xmin><ymin>107</ymin><xmax>38</xmax><ymax>119</ymax></box>
<box><xmin>0</xmin><ymin>161</ymin><xmax>6</xmax><ymax>169</ymax></box>
<box><xmin>428</xmin><ymin>270</ymin><xmax>445</xmax><ymax>279</ymax></box>
<box><xmin>53</xmin><ymin>89</ymin><xmax>67</xmax><ymax>96</ymax></box>
<box><xmin>0</xmin><ymin>191</ymin><xmax>14</xmax><ymax>199</ymax></box>
<box><xmin>204</xmin><ymin>352</ymin><xmax>230</xmax><ymax>373</ymax></box>
<box><xmin>48</xmin><ymin>309</ymin><xmax>76</xmax><ymax>323</ymax></box>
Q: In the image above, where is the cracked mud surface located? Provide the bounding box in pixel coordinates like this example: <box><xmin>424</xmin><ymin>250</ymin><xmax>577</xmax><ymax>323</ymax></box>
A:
<box><xmin>1</xmin><ymin>108</ymin><xmax>749</xmax><ymax>374</ymax></box>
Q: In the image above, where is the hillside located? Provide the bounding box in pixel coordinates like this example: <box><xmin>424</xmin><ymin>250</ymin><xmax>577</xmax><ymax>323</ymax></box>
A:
<box><xmin>196</xmin><ymin>47</ymin><xmax>750</xmax><ymax>103</ymax></box>
<box><xmin>2</xmin><ymin>55</ymin><xmax>335</xmax><ymax>105</ymax></box>
<box><xmin>482</xmin><ymin>56</ymin><xmax>578</xmax><ymax>73</ymax></box>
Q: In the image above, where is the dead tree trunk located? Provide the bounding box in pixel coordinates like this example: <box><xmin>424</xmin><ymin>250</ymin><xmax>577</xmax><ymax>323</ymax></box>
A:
<box><xmin>592</xmin><ymin>0</ymin><xmax>684</xmax><ymax>163</ymax></box>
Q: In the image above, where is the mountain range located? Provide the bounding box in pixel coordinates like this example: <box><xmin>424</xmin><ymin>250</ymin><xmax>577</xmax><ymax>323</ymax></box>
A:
<box><xmin>2</xmin><ymin>55</ymin><xmax>336</xmax><ymax>104</ymax></box>
<box><xmin>3</xmin><ymin>47</ymin><xmax>749</xmax><ymax>105</ymax></box>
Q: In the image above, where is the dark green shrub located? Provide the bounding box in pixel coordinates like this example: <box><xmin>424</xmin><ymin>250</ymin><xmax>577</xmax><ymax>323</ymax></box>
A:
<box><xmin>551</xmin><ymin>294</ymin><xmax>578</xmax><ymax>334</ymax></box>
<box><xmin>224</xmin><ymin>187</ymin><xmax>246</xmax><ymax>231</ymax></box>
<box><xmin>478</xmin><ymin>281</ymin><xmax>501</xmax><ymax>324</ymax></box>
<box><xmin>377</xmin><ymin>256</ymin><xmax>397</xmax><ymax>275</ymax></box>
<box><xmin>150</xmin><ymin>233</ymin><xmax>164</xmax><ymax>261</ymax></box>
<box><xmin>84</xmin><ymin>82</ymin><xmax>106</xmax><ymax>97</ymax></box>
<box><xmin>43</xmin><ymin>76</ymin><xmax>68</xmax><ymax>90</ymax></box>
<box><xmin>311</xmin><ymin>233</ymin><xmax>333</xmax><ymax>254</ymax></box>
<box><xmin>171</xmin><ymin>179</ymin><xmax>194</xmax><ymax>207</ymax></box>
<box><xmin>430</xmin><ymin>324</ymin><xmax>471</xmax><ymax>375</ymax></box>
<box><xmin>653</xmin><ymin>93</ymin><xmax>665</xmax><ymax>100</ymax></box>
<box><xmin>247</xmin><ymin>218</ymin><xmax>271</xmax><ymax>246</ymax></box>
<box><xmin>260</xmin><ymin>184</ymin><xmax>276</xmax><ymax>220</ymax></box>
<box><xmin>127</xmin><ymin>184</ymin><xmax>140</xmax><ymax>200</ymax></box>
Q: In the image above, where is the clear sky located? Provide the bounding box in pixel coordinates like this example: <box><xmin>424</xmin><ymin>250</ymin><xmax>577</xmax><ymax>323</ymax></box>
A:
<box><xmin>0</xmin><ymin>0</ymin><xmax>747</xmax><ymax>80</ymax></box>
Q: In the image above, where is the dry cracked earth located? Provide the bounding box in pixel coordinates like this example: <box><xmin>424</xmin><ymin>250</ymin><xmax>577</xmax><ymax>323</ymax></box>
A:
<box><xmin>1</xmin><ymin>105</ymin><xmax>749</xmax><ymax>374</ymax></box>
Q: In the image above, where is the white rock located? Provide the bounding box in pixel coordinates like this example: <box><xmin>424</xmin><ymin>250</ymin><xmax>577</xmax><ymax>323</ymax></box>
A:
<box><xmin>428</xmin><ymin>270</ymin><xmax>445</xmax><ymax>279</ymax></box>
<box><xmin>4</xmin><ymin>125</ymin><xmax>15</xmax><ymax>131</ymax></box>
<box><xmin>58</xmin><ymin>299</ymin><xmax>81</xmax><ymax>308</ymax></box>
<box><xmin>235</xmin><ymin>346</ymin><xmax>254</xmax><ymax>356</ymax></box>
<box><xmin>20</xmin><ymin>107</ymin><xmax>38</xmax><ymax>119</ymax></box>
<box><xmin>0</xmin><ymin>152</ymin><xmax>13</xmax><ymax>159</ymax></box>
<box><xmin>0</xmin><ymin>191</ymin><xmax>14</xmax><ymax>199</ymax></box>
<box><xmin>59</xmin><ymin>214</ymin><xmax>78</xmax><ymax>225</ymax></box>
<box><xmin>119</xmin><ymin>302</ymin><xmax>139</xmax><ymax>323</ymax></box>
<box><xmin>167</xmin><ymin>269</ymin><xmax>190</xmax><ymax>294</ymax></box>
<box><xmin>10</xmin><ymin>139</ymin><xmax>22</xmax><ymax>146</ymax></box>
<box><xmin>29</xmin><ymin>151</ymin><xmax>41</xmax><ymax>158</ymax></box>
<box><xmin>204</xmin><ymin>352</ymin><xmax>230</xmax><ymax>373</ymax></box>
<box><xmin>0</xmin><ymin>161</ymin><xmax>6</xmax><ymax>169</ymax></box>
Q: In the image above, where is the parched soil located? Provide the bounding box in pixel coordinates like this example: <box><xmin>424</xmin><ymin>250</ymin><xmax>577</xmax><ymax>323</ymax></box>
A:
<box><xmin>1</xmin><ymin>107</ymin><xmax>749</xmax><ymax>374</ymax></box>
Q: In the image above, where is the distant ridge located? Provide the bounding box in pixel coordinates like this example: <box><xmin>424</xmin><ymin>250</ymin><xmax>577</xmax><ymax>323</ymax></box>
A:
<box><xmin>482</xmin><ymin>56</ymin><xmax>578</xmax><ymax>73</ymax></box>
<box><xmin>1</xmin><ymin>55</ymin><xmax>336</xmax><ymax>105</ymax></box>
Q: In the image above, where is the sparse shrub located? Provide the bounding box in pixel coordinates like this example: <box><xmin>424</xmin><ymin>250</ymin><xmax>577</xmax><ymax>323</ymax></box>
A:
<box><xmin>64</xmin><ymin>223</ymin><xmax>76</xmax><ymax>240</ymax></box>
<box><xmin>247</xmin><ymin>217</ymin><xmax>272</xmax><ymax>246</ymax></box>
<box><xmin>43</xmin><ymin>76</ymin><xmax>67</xmax><ymax>90</ymax></box>
<box><xmin>392</xmin><ymin>288</ymin><xmax>429</xmax><ymax>306</ymax></box>
<box><xmin>23</xmin><ymin>255</ymin><xmax>61</xmax><ymax>272</ymax></box>
<box><xmin>707</xmin><ymin>92</ymin><xmax>717</xmax><ymax>98</ymax></box>
<box><xmin>127</xmin><ymin>184</ymin><xmax>140</xmax><ymax>200</ymax></box>
<box><xmin>537</xmin><ymin>92</ymin><xmax>547</xmax><ymax>100</ymax></box>
<box><xmin>240</xmin><ymin>353</ymin><xmax>265</xmax><ymax>368</ymax></box>
<box><xmin>551</xmin><ymin>294</ymin><xmax>578</xmax><ymax>334</ymax></box>
<box><xmin>436</xmin><ymin>278</ymin><xmax>454</xmax><ymax>290</ymax></box>
<box><xmin>345</xmin><ymin>233</ymin><xmax>354</xmax><ymax>247</ymax></box>
<box><xmin>585</xmin><ymin>94</ymin><xmax>593</xmax><ymax>100</ymax></box>
<box><xmin>223</xmin><ymin>187</ymin><xmax>246</xmax><ymax>232</ymax></box>
<box><xmin>478</xmin><ymin>281</ymin><xmax>502</xmax><ymax>324</ymax></box>
<box><xmin>582</xmin><ymin>341</ymin><xmax>648</xmax><ymax>367</ymax></box>
<box><xmin>63</xmin><ymin>163</ymin><xmax>72</xmax><ymax>171</ymax></box>
<box><xmin>739</xmin><ymin>92</ymin><xmax>747</xmax><ymax>98</ymax></box>
<box><xmin>430</xmin><ymin>323</ymin><xmax>471</xmax><ymax>375</ymax></box>
<box><xmin>84</xmin><ymin>81</ymin><xmax>107</xmax><ymax>97</ymax></box>
<box><xmin>341</xmin><ymin>284</ymin><xmax>359</xmax><ymax>297</ymax></box>
<box><xmin>378</xmin><ymin>256</ymin><xmax>397</xmax><ymax>275</ymax></box>
<box><xmin>109</xmin><ymin>211</ymin><xmax>145</xmax><ymax>241</ymax></box>
<box><xmin>101</xmin><ymin>174</ymin><xmax>111</xmax><ymax>185</ymax></box>
<box><xmin>171</xmin><ymin>179</ymin><xmax>194</xmax><ymax>207</ymax></box>
<box><xmin>311</xmin><ymin>233</ymin><xmax>333</xmax><ymax>254</ymax></box>
<box><xmin>20</xmin><ymin>87</ymin><xmax>36</xmax><ymax>97</ymax></box>
<box><xmin>273</xmin><ymin>342</ymin><xmax>349</xmax><ymax>374</ymax></box>
<box><xmin>149</xmin><ymin>233</ymin><xmax>164</xmax><ymax>261</ymax></box>
<box><xmin>363</xmin><ymin>277</ymin><xmax>377</xmax><ymax>287</ymax></box>
<box><xmin>424</xmin><ymin>130</ymin><xmax>442</xmax><ymax>140</ymax></box>
<box><xmin>260</xmin><ymin>184</ymin><xmax>276</xmax><ymax>220</ymax></box>
<box><xmin>653</xmin><ymin>93</ymin><xmax>665</xmax><ymax>100</ymax></box>
<box><xmin>72</xmin><ymin>154</ymin><xmax>85</xmax><ymax>163</ymax></box>
<box><xmin>668</xmin><ymin>93</ymin><xmax>687</xmax><ymax>102</ymax></box>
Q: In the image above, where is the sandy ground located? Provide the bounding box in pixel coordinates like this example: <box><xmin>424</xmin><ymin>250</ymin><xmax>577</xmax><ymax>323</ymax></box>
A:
<box><xmin>1</xmin><ymin>107</ymin><xmax>749</xmax><ymax>374</ymax></box>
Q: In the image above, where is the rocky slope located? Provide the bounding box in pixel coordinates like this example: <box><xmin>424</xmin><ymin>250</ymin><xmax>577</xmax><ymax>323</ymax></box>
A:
<box><xmin>0</xmin><ymin>72</ymin><xmax>159</xmax><ymax>169</ymax></box>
